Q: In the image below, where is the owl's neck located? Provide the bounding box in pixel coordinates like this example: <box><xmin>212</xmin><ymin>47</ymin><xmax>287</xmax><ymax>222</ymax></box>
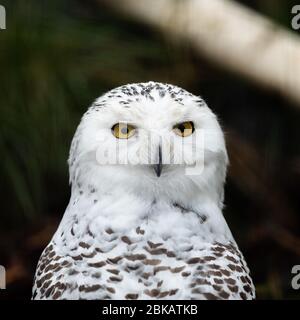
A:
<box><xmin>61</xmin><ymin>159</ymin><xmax>230</xmax><ymax>238</ymax></box>
<box><xmin>58</xmin><ymin>177</ymin><xmax>231</xmax><ymax>240</ymax></box>
<box><xmin>54</xmin><ymin>184</ymin><xmax>233</xmax><ymax>249</ymax></box>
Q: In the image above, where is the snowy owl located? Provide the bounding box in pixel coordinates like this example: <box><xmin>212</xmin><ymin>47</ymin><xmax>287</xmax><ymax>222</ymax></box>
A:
<box><xmin>32</xmin><ymin>81</ymin><xmax>255</xmax><ymax>300</ymax></box>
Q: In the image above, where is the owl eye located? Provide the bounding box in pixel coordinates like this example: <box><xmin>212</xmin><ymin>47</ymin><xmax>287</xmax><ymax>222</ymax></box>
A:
<box><xmin>111</xmin><ymin>123</ymin><xmax>136</xmax><ymax>139</ymax></box>
<box><xmin>173</xmin><ymin>121</ymin><xmax>195</xmax><ymax>137</ymax></box>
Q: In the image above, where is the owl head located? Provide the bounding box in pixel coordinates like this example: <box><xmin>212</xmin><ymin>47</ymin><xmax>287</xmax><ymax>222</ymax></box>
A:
<box><xmin>68</xmin><ymin>82</ymin><xmax>228</xmax><ymax>210</ymax></box>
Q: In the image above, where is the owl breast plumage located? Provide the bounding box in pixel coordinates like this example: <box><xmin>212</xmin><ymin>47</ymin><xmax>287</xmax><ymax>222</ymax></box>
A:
<box><xmin>32</xmin><ymin>82</ymin><xmax>255</xmax><ymax>300</ymax></box>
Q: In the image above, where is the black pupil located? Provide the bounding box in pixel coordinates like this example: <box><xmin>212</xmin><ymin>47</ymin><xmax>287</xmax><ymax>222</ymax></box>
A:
<box><xmin>121</xmin><ymin>127</ymin><xmax>129</xmax><ymax>135</ymax></box>
<box><xmin>178</xmin><ymin>124</ymin><xmax>186</xmax><ymax>132</ymax></box>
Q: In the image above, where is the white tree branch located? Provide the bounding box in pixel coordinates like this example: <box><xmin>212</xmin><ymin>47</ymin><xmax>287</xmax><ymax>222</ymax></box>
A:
<box><xmin>101</xmin><ymin>0</ymin><xmax>300</xmax><ymax>107</ymax></box>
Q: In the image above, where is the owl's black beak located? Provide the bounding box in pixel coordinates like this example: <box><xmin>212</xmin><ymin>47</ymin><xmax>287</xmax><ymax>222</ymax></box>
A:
<box><xmin>153</xmin><ymin>145</ymin><xmax>163</xmax><ymax>177</ymax></box>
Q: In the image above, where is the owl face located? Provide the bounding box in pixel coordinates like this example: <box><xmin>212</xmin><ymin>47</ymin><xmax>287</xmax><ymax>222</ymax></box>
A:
<box><xmin>69</xmin><ymin>82</ymin><xmax>228</xmax><ymax>206</ymax></box>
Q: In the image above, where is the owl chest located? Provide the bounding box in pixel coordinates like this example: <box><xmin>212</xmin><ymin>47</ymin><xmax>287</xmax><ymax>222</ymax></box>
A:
<box><xmin>54</xmin><ymin>232</ymin><xmax>220</xmax><ymax>299</ymax></box>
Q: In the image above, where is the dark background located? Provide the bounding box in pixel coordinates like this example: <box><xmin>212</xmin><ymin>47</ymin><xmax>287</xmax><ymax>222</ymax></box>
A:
<box><xmin>0</xmin><ymin>0</ymin><xmax>300</xmax><ymax>299</ymax></box>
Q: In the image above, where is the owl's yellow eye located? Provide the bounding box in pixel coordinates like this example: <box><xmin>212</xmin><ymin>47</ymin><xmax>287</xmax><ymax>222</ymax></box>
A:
<box><xmin>112</xmin><ymin>123</ymin><xmax>136</xmax><ymax>139</ymax></box>
<box><xmin>173</xmin><ymin>121</ymin><xmax>195</xmax><ymax>137</ymax></box>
